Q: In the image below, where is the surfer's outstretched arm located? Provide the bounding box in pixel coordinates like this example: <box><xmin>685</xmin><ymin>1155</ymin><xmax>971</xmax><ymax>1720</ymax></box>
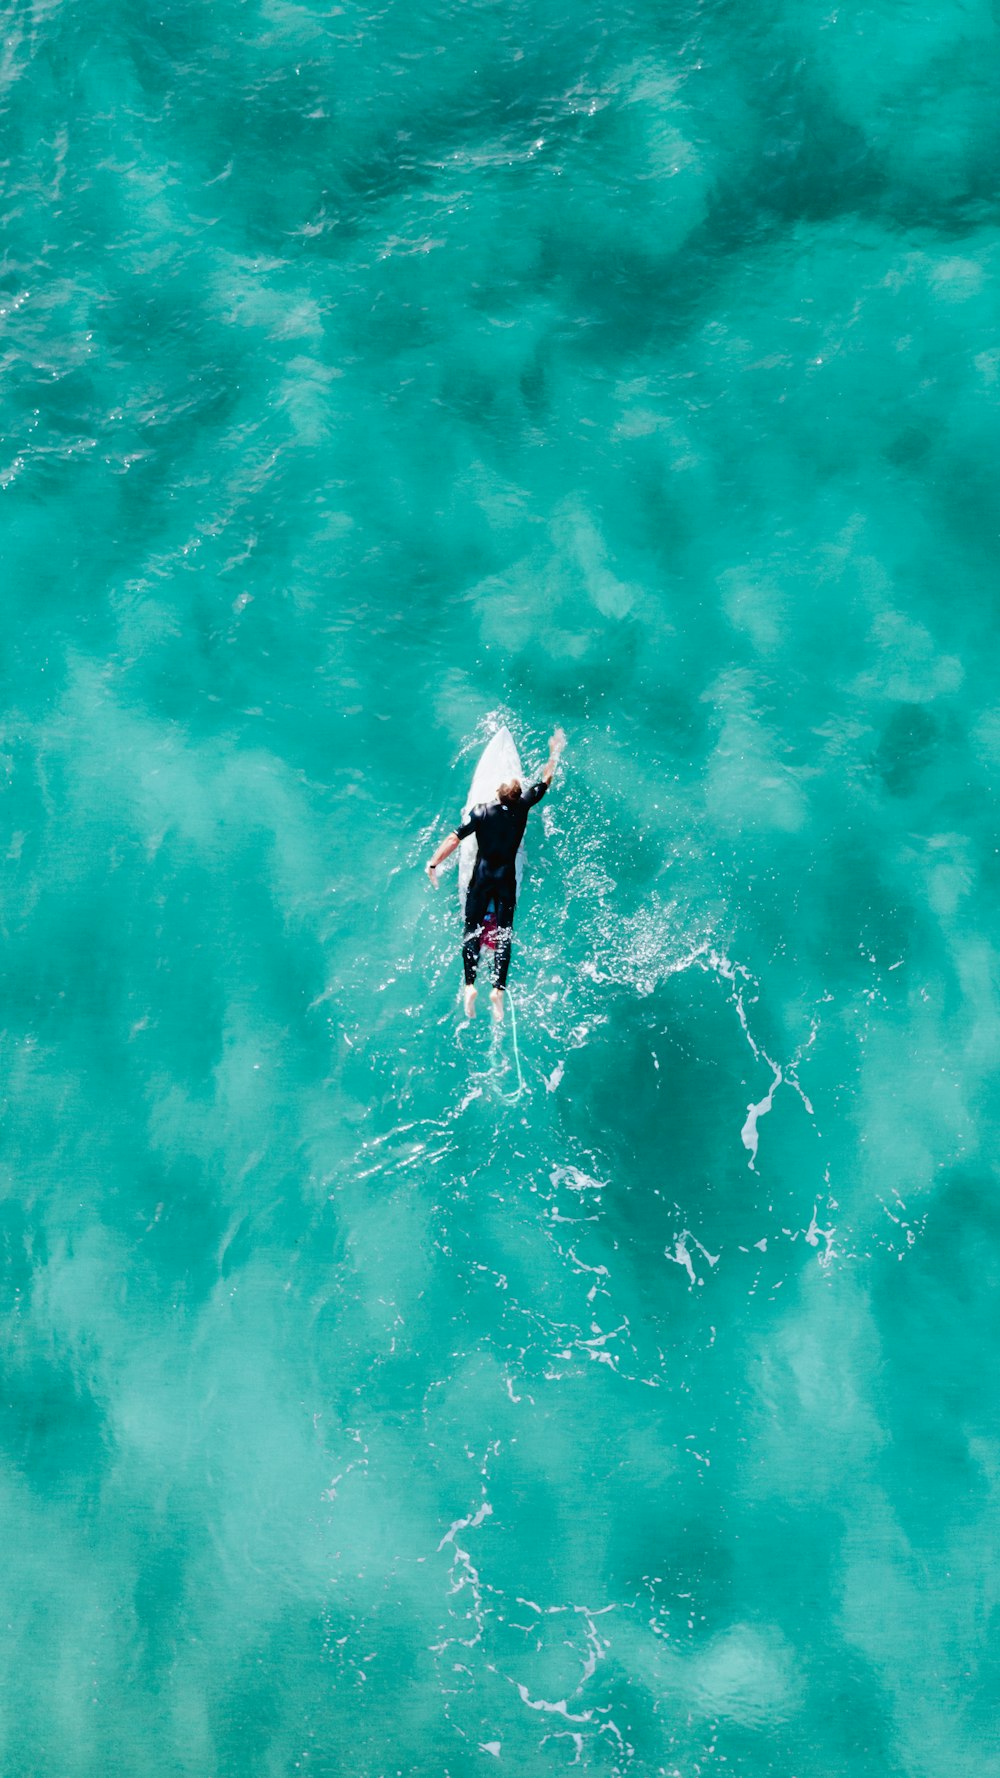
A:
<box><xmin>425</xmin><ymin>829</ymin><xmax>460</xmax><ymax>887</ymax></box>
<box><xmin>540</xmin><ymin>726</ymin><xmax>567</xmax><ymax>787</ymax></box>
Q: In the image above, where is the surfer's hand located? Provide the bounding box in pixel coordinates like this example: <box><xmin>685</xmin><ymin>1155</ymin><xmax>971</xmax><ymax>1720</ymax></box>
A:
<box><xmin>426</xmin><ymin>863</ymin><xmax>439</xmax><ymax>888</ymax></box>
<box><xmin>550</xmin><ymin>727</ymin><xmax>567</xmax><ymax>755</ymax></box>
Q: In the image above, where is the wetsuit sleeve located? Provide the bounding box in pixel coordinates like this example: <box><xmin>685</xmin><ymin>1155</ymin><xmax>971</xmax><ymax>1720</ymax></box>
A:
<box><xmin>522</xmin><ymin>779</ymin><xmax>548</xmax><ymax>809</ymax></box>
<box><xmin>453</xmin><ymin>804</ymin><xmax>482</xmax><ymax>841</ymax></box>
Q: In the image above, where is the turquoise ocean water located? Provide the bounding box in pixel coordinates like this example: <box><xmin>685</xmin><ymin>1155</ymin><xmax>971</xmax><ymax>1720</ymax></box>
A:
<box><xmin>2</xmin><ymin>0</ymin><xmax>999</xmax><ymax>1771</ymax></box>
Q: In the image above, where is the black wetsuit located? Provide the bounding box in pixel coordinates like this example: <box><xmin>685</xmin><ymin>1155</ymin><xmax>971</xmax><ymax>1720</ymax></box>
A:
<box><xmin>455</xmin><ymin>781</ymin><xmax>547</xmax><ymax>989</ymax></box>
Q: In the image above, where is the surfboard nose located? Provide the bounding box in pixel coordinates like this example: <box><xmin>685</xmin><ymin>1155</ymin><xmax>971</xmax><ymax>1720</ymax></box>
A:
<box><xmin>458</xmin><ymin>726</ymin><xmax>527</xmax><ymax>904</ymax></box>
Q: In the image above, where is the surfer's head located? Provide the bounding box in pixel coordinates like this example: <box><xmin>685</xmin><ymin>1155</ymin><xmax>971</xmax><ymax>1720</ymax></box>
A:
<box><xmin>497</xmin><ymin>780</ymin><xmax>522</xmax><ymax>806</ymax></box>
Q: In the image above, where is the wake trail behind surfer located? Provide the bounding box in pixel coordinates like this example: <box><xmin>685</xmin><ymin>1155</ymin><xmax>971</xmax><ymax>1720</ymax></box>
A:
<box><xmin>426</xmin><ymin>727</ymin><xmax>567</xmax><ymax>1021</ymax></box>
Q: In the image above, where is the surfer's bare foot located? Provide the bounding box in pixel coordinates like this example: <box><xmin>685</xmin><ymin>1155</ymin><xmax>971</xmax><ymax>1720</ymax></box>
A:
<box><xmin>490</xmin><ymin>988</ymin><xmax>505</xmax><ymax>1024</ymax></box>
<box><xmin>463</xmin><ymin>985</ymin><xmax>477</xmax><ymax>1019</ymax></box>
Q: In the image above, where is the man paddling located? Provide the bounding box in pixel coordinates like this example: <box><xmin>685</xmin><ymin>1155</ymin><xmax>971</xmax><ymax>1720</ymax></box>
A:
<box><xmin>426</xmin><ymin>728</ymin><xmax>567</xmax><ymax>1021</ymax></box>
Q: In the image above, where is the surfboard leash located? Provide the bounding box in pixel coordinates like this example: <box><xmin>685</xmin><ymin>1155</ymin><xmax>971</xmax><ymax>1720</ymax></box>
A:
<box><xmin>507</xmin><ymin>990</ymin><xmax>525</xmax><ymax>1100</ymax></box>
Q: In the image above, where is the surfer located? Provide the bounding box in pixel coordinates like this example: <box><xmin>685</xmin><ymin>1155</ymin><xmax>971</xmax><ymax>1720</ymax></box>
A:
<box><xmin>426</xmin><ymin>728</ymin><xmax>567</xmax><ymax>1021</ymax></box>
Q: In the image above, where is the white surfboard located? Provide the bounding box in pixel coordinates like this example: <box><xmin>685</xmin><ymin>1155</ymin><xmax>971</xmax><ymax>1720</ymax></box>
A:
<box><xmin>458</xmin><ymin>726</ymin><xmax>526</xmax><ymax>905</ymax></box>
